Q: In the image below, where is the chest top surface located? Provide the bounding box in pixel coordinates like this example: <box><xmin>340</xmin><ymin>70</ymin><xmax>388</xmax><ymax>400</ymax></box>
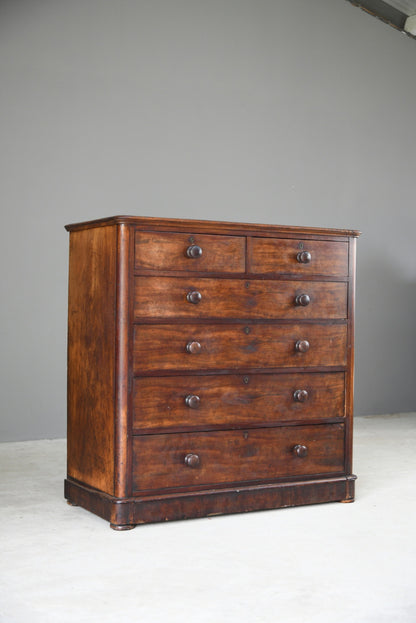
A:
<box><xmin>65</xmin><ymin>215</ymin><xmax>360</xmax><ymax>239</ymax></box>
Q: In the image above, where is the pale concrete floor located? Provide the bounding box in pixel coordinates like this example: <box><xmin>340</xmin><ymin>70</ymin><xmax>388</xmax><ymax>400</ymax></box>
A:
<box><xmin>1</xmin><ymin>413</ymin><xmax>415</xmax><ymax>623</ymax></box>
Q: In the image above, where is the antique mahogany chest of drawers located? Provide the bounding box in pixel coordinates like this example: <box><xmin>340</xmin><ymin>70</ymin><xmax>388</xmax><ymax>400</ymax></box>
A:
<box><xmin>65</xmin><ymin>216</ymin><xmax>359</xmax><ymax>529</ymax></box>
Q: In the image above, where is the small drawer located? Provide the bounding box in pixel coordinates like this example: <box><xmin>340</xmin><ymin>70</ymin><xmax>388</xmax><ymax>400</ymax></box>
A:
<box><xmin>132</xmin><ymin>423</ymin><xmax>345</xmax><ymax>492</ymax></box>
<box><xmin>132</xmin><ymin>372</ymin><xmax>345</xmax><ymax>433</ymax></box>
<box><xmin>249</xmin><ymin>237</ymin><xmax>349</xmax><ymax>277</ymax></box>
<box><xmin>134</xmin><ymin>277</ymin><xmax>347</xmax><ymax>320</ymax></box>
<box><xmin>135</xmin><ymin>231</ymin><xmax>245</xmax><ymax>273</ymax></box>
<box><xmin>133</xmin><ymin>323</ymin><xmax>347</xmax><ymax>373</ymax></box>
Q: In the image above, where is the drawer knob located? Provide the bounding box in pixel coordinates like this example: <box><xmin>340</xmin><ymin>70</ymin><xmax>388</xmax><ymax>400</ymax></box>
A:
<box><xmin>186</xmin><ymin>245</ymin><xmax>203</xmax><ymax>258</ymax></box>
<box><xmin>295</xmin><ymin>339</ymin><xmax>310</xmax><ymax>353</ymax></box>
<box><xmin>185</xmin><ymin>394</ymin><xmax>200</xmax><ymax>409</ymax></box>
<box><xmin>295</xmin><ymin>293</ymin><xmax>311</xmax><ymax>307</ymax></box>
<box><xmin>187</xmin><ymin>290</ymin><xmax>202</xmax><ymax>304</ymax></box>
<box><xmin>184</xmin><ymin>453</ymin><xmax>200</xmax><ymax>468</ymax></box>
<box><xmin>293</xmin><ymin>444</ymin><xmax>308</xmax><ymax>458</ymax></box>
<box><xmin>297</xmin><ymin>250</ymin><xmax>312</xmax><ymax>264</ymax></box>
<box><xmin>186</xmin><ymin>341</ymin><xmax>202</xmax><ymax>354</ymax></box>
<box><xmin>293</xmin><ymin>389</ymin><xmax>309</xmax><ymax>402</ymax></box>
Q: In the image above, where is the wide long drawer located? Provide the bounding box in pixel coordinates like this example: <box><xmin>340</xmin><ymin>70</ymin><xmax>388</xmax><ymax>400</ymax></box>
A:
<box><xmin>249</xmin><ymin>237</ymin><xmax>349</xmax><ymax>277</ymax></box>
<box><xmin>133</xmin><ymin>323</ymin><xmax>347</xmax><ymax>373</ymax></box>
<box><xmin>134</xmin><ymin>277</ymin><xmax>347</xmax><ymax>320</ymax></box>
<box><xmin>132</xmin><ymin>423</ymin><xmax>345</xmax><ymax>492</ymax></box>
<box><xmin>132</xmin><ymin>372</ymin><xmax>345</xmax><ymax>432</ymax></box>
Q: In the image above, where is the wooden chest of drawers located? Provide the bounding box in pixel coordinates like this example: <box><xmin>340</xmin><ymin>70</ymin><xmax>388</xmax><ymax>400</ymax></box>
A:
<box><xmin>64</xmin><ymin>216</ymin><xmax>359</xmax><ymax>529</ymax></box>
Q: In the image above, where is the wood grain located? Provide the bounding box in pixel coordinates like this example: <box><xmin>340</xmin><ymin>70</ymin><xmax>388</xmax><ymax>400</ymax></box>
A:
<box><xmin>135</xmin><ymin>231</ymin><xmax>245</xmax><ymax>273</ymax></box>
<box><xmin>65</xmin><ymin>215</ymin><xmax>360</xmax><ymax>239</ymax></box>
<box><xmin>67</xmin><ymin>225</ymin><xmax>117</xmax><ymax>494</ymax></box>
<box><xmin>134</xmin><ymin>276</ymin><xmax>347</xmax><ymax>320</ymax></box>
<box><xmin>249</xmin><ymin>237</ymin><xmax>349</xmax><ymax>276</ymax></box>
<box><xmin>133</xmin><ymin>323</ymin><xmax>347</xmax><ymax>373</ymax></box>
<box><xmin>132</xmin><ymin>372</ymin><xmax>345</xmax><ymax>432</ymax></box>
<box><xmin>132</xmin><ymin>424</ymin><xmax>345</xmax><ymax>492</ymax></box>
<box><xmin>65</xmin><ymin>475</ymin><xmax>356</xmax><ymax>528</ymax></box>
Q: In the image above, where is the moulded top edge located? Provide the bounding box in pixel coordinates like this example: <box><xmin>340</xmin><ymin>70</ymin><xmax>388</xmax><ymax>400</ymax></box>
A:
<box><xmin>64</xmin><ymin>215</ymin><xmax>361</xmax><ymax>238</ymax></box>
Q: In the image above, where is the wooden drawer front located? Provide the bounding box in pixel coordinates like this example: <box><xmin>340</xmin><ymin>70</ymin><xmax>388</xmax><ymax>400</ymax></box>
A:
<box><xmin>133</xmin><ymin>373</ymin><xmax>345</xmax><ymax>432</ymax></box>
<box><xmin>134</xmin><ymin>277</ymin><xmax>347</xmax><ymax>321</ymax></box>
<box><xmin>135</xmin><ymin>231</ymin><xmax>245</xmax><ymax>273</ymax></box>
<box><xmin>132</xmin><ymin>424</ymin><xmax>345</xmax><ymax>492</ymax></box>
<box><xmin>133</xmin><ymin>323</ymin><xmax>347</xmax><ymax>373</ymax></box>
<box><xmin>249</xmin><ymin>238</ymin><xmax>348</xmax><ymax>277</ymax></box>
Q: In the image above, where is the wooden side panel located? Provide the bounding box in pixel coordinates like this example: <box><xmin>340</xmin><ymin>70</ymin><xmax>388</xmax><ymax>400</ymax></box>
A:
<box><xmin>132</xmin><ymin>372</ymin><xmax>345</xmax><ymax>432</ymax></box>
<box><xmin>133</xmin><ymin>323</ymin><xmax>347</xmax><ymax>373</ymax></box>
<box><xmin>67</xmin><ymin>225</ymin><xmax>117</xmax><ymax>494</ymax></box>
<box><xmin>134</xmin><ymin>277</ymin><xmax>348</xmax><ymax>321</ymax></box>
<box><xmin>132</xmin><ymin>424</ymin><xmax>345</xmax><ymax>492</ymax></box>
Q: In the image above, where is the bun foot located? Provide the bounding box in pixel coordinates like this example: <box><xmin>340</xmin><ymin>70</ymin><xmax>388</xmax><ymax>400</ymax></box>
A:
<box><xmin>110</xmin><ymin>523</ymin><xmax>136</xmax><ymax>531</ymax></box>
<box><xmin>340</xmin><ymin>498</ymin><xmax>354</xmax><ymax>503</ymax></box>
<box><xmin>67</xmin><ymin>499</ymin><xmax>78</xmax><ymax>506</ymax></box>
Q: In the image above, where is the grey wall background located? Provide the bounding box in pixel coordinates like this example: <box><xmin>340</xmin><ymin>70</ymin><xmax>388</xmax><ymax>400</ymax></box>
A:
<box><xmin>1</xmin><ymin>0</ymin><xmax>415</xmax><ymax>441</ymax></box>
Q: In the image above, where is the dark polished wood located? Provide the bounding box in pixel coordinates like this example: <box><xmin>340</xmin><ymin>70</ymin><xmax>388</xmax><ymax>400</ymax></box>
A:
<box><xmin>66</xmin><ymin>225</ymin><xmax>117</xmax><ymax>495</ymax></box>
<box><xmin>110</xmin><ymin>523</ymin><xmax>135</xmax><ymax>531</ymax></box>
<box><xmin>184</xmin><ymin>453</ymin><xmax>200</xmax><ymax>468</ymax></box>
<box><xmin>132</xmin><ymin>424</ymin><xmax>345</xmax><ymax>492</ymax></box>
<box><xmin>297</xmin><ymin>250</ymin><xmax>312</xmax><ymax>264</ymax></box>
<box><xmin>134</xmin><ymin>277</ymin><xmax>347</xmax><ymax>321</ymax></box>
<box><xmin>185</xmin><ymin>340</ymin><xmax>202</xmax><ymax>355</ymax></box>
<box><xmin>65</xmin><ymin>216</ymin><xmax>359</xmax><ymax>528</ymax></box>
<box><xmin>132</xmin><ymin>372</ymin><xmax>345</xmax><ymax>432</ymax></box>
<box><xmin>65</xmin><ymin>215</ymin><xmax>360</xmax><ymax>239</ymax></box>
<box><xmin>135</xmin><ymin>231</ymin><xmax>245</xmax><ymax>273</ymax></box>
<box><xmin>64</xmin><ymin>475</ymin><xmax>356</xmax><ymax>528</ymax></box>
<box><xmin>293</xmin><ymin>444</ymin><xmax>309</xmax><ymax>458</ymax></box>
<box><xmin>295</xmin><ymin>293</ymin><xmax>311</xmax><ymax>307</ymax></box>
<box><xmin>186</xmin><ymin>244</ymin><xmax>203</xmax><ymax>258</ymax></box>
<box><xmin>293</xmin><ymin>389</ymin><xmax>309</xmax><ymax>403</ymax></box>
<box><xmin>185</xmin><ymin>394</ymin><xmax>201</xmax><ymax>409</ymax></box>
<box><xmin>186</xmin><ymin>290</ymin><xmax>202</xmax><ymax>304</ymax></box>
<box><xmin>249</xmin><ymin>237</ymin><xmax>349</xmax><ymax>276</ymax></box>
<box><xmin>133</xmin><ymin>323</ymin><xmax>347</xmax><ymax>373</ymax></box>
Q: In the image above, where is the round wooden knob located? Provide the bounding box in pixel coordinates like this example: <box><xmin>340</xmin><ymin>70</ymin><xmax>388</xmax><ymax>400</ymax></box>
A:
<box><xmin>184</xmin><ymin>453</ymin><xmax>200</xmax><ymax>468</ymax></box>
<box><xmin>295</xmin><ymin>339</ymin><xmax>310</xmax><ymax>353</ymax></box>
<box><xmin>186</xmin><ymin>245</ymin><xmax>203</xmax><ymax>258</ymax></box>
<box><xmin>293</xmin><ymin>444</ymin><xmax>308</xmax><ymax>458</ymax></box>
<box><xmin>187</xmin><ymin>290</ymin><xmax>202</xmax><ymax>304</ymax></box>
<box><xmin>297</xmin><ymin>251</ymin><xmax>312</xmax><ymax>264</ymax></box>
<box><xmin>295</xmin><ymin>293</ymin><xmax>311</xmax><ymax>307</ymax></box>
<box><xmin>293</xmin><ymin>389</ymin><xmax>309</xmax><ymax>402</ymax></box>
<box><xmin>185</xmin><ymin>394</ymin><xmax>200</xmax><ymax>409</ymax></box>
<box><xmin>186</xmin><ymin>341</ymin><xmax>202</xmax><ymax>354</ymax></box>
